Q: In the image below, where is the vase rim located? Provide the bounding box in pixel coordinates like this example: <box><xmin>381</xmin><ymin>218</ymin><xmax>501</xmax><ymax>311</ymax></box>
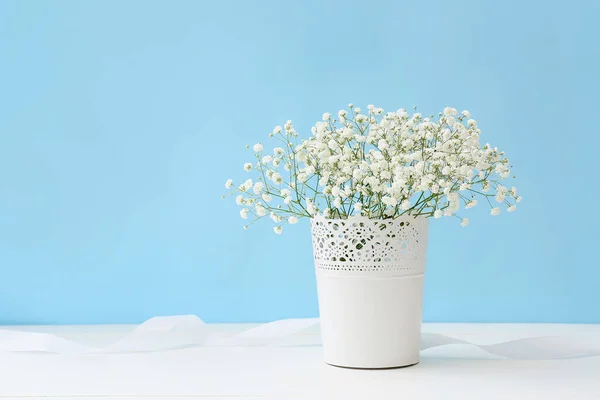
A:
<box><xmin>310</xmin><ymin>214</ymin><xmax>427</xmax><ymax>223</ymax></box>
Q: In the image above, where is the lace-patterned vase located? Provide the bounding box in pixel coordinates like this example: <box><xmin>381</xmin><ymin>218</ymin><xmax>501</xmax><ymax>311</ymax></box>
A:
<box><xmin>311</xmin><ymin>215</ymin><xmax>429</xmax><ymax>369</ymax></box>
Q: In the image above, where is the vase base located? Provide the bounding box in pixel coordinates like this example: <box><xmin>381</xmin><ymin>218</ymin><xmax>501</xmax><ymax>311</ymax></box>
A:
<box><xmin>324</xmin><ymin>361</ymin><xmax>419</xmax><ymax>370</ymax></box>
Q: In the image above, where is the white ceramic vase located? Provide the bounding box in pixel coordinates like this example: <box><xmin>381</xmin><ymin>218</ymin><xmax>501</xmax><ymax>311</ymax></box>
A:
<box><xmin>311</xmin><ymin>215</ymin><xmax>429</xmax><ymax>369</ymax></box>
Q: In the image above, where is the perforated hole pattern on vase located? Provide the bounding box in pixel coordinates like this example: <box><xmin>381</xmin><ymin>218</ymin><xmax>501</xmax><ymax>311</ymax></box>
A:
<box><xmin>310</xmin><ymin>216</ymin><xmax>428</xmax><ymax>277</ymax></box>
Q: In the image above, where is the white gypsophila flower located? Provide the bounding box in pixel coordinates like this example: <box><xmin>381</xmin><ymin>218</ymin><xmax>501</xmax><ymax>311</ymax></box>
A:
<box><xmin>262</xmin><ymin>193</ymin><xmax>272</xmax><ymax>203</ymax></box>
<box><xmin>240</xmin><ymin>209</ymin><xmax>249</xmax><ymax>219</ymax></box>
<box><xmin>253</xmin><ymin>182</ymin><xmax>264</xmax><ymax>194</ymax></box>
<box><xmin>244</xmin><ymin>163</ymin><xmax>253</xmax><ymax>172</ymax></box>
<box><xmin>280</xmin><ymin>188</ymin><xmax>291</xmax><ymax>197</ymax></box>
<box><xmin>338</xmin><ymin>110</ymin><xmax>347</xmax><ymax>118</ymax></box>
<box><xmin>461</xmin><ymin>218</ymin><xmax>469</xmax><ymax>227</ymax></box>
<box><xmin>273</xmin><ymin>226</ymin><xmax>283</xmax><ymax>234</ymax></box>
<box><xmin>466</xmin><ymin>200</ymin><xmax>477</xmax><ymax>209</ymax></box>
<box><xmin>444</xmin><ymin>107</ymin><xmax>458</xmax><ymax>117</ymax></box>
<box><xmin>273</xmin><ymin>125</ymin><xmax>282</xmax><ymax>134</ymax></box>
<box><xmin>516</xmin><ymin>196</ymin><xmax>522</xmax><ymax>203</ymax></box>
<box><xmin>235</xmin><ymin>195</ymin><xmax>244</xmax><ymax>205</ymax></box>
<box><xmin>305</xmin><ymin>200</ymin><xmax>316</xmax><ymax>216</ymax></box>
<box><xmin>508</xmin><ymin>205</ymin><xmax>516</xmax><ymax>212</ymax></box>
<box><xmin>401</xmin><ymin>200</ymin><xmax>411</xmax><ymax>210</ymax></box>
<box><xmin>253</xmin><ymin>143</ymin><xmax>263</xmax><ymax>152</ymax></box>
<box><xmin>341</xmin><ymin>127</ymin><xmax>353</xmax><ymax>139</ymax></box>
<box><xmin>288</xmin><ymin>216</ymin><xmax>299</xmax><ymax>224</ymax></box>
<box><xmin>382</xmin><ymin>196</ymin><xmax>397</xmax><ymax>207</ymax></box>
<box><xmin>434</xmin><ymin>210</ymin><xmax>443</xmax><ymax>219</ymax></box>
<box><xmin>333</xmin><ymin>197</ymin><xmax>342</xmax><ymax>208</ymax></box>
<box><xmin>284</xmin><ymin>196</ymin><xmax>292</xmax><ymax>205</ymax></box>
<box><xmin>354</xmin><ymin>202</ymin><xmax>362</xmax><ymax>211</ymax></box>
<box><xmin>380</xmin><ymin>170</ymin><xmax>392</xmax><ymax>180</ymax></box>
<box><xmin>262</xmin><ymin>155</ymin><xmax>273</xmax><ymax>164</ymax></box>
<box><xmin>322</xmin><ymin>112</ymin><xmax>331</xmax><ymax>121</ymax></box>
<box><xmin>225</xmin><ymin>179</ymin><xmax>233</xmax><ymax>189</ymax></box>
<box><xmin>495</xmin><ymin>192</ymin><xmax>505</xmax><ymax>203</ymax></box>
<box><xmin>274</xmin><ymin>147</ymin><xmax>285</xmax><ymax>156</ymax></box>
<box><xmin>255</xmin><ymin>205</ymin><xmax>267</xmax><ymax>217</ymax></box>
<box><xmin>272</xmin><ymin>173</ymin><xmax>283</xmax><ymax>184</ymax></box>
<box><xmin>490</xmin><ymin>207</ymin><xmax>500</xmax><ymax>216</ymax></box>
<box><xmin>462</xmin><ymin>110</ymin><xmax>471</xmax><ymax>118</ymax></box>
<box><xmin>240</xmin><ymin>178</ymin><xmax>252</xmax><ymax>192</ymax></box>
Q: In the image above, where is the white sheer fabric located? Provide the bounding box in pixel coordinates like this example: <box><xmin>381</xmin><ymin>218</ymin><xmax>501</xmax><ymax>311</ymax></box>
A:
<box><xmin>1</xmin><ymin>315</ymin><xmax>598</xmax><ymax>360</ymax></box>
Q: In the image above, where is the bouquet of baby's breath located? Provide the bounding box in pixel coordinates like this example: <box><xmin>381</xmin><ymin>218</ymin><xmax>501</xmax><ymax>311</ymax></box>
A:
<box><xmin>224</xmin><ymin>104</ymin><xmax>520</xmax><ymax>234</ymax></box>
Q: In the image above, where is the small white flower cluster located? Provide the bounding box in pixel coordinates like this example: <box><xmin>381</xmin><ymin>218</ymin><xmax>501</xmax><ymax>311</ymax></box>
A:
<box><xmin>224</xmin><ymin>105</ymin><xmax>521</xmax><ymax>233</ymax></box>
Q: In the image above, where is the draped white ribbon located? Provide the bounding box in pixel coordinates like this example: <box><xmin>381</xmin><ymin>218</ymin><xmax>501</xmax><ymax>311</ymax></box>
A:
<box><xmin>0</xmin><ymin>315</ymin><xmax>598</xmax><ymax>360</ymax></box>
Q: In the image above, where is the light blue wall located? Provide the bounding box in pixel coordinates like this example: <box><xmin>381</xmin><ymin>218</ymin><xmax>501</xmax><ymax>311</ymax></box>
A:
<box><xmin>1</xmin><ymin>0</ymin><xmax>598</xmax><ymax>324</ymax></box>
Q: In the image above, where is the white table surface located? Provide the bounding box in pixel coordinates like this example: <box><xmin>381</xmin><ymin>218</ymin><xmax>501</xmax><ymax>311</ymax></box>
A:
<box><xmin>0</xmin><ymin>322</ymin><xmax>599</xmax><ymax>399</ymax></box>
